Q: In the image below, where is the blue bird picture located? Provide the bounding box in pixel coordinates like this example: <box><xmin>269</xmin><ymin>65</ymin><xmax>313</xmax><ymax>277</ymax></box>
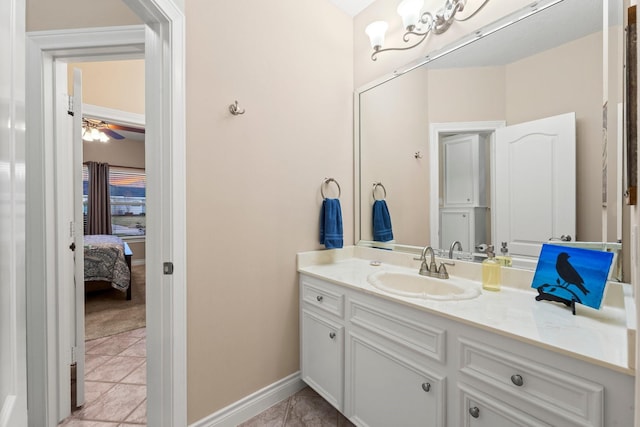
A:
<box><xmin>531</xmin><ymin>244</ymin><xmax>614</xmax><ymax>310</ymax></box>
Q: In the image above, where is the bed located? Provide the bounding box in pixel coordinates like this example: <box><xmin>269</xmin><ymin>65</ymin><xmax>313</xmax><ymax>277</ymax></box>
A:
<box><xmin>83</xmin><ymin>234</ymin><xmax>133</xmax><ymax>300</ymax></box>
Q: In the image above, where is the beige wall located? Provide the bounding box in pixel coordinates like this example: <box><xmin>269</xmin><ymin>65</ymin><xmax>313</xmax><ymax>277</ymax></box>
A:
<box><xmin>185</xmin><ymin>1</ymin><xmax>353</xmax><ymax>420</ymax></box>
<box><xmin>27</xmin><ymin>0</ymin><xmax>141</xmax><ymax>31</ymax></box>
<box><xmin>68</xmin><ymin>60</ymin><xmax>145</xmax><ymax>115</ymax></box>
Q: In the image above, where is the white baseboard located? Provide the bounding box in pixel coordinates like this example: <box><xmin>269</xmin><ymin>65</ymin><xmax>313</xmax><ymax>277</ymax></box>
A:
<box><xmin>189</xmin><ymin>372</ymin><xmax>305</xmax><ymax>427</ymax></box>
<box><xmin>131</xmin><ymin>259</ymin><xmax>145</xmax><ymax>267</ymax></box>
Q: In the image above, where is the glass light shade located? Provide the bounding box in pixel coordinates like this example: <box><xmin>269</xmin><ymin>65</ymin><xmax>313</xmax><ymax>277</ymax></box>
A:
<box><xmin>365</xmin><ymin>21</ymin><xmax>389</xmax><ymax>49</ymax></box>
<box><xmin>99</xmin><ymin>132</ymin><xmax>109</xmax><ymax>143</ymax></box>
<box><xmin>397</xmin><ymin>0</ymin><xmax>424</xmax><ymax>30</ymax></box>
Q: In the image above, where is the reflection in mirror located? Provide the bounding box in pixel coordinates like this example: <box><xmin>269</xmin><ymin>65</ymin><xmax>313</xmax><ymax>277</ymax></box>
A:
<box><xmin>357</xmin><ymin>0</ymin><xmax>626</xmax><ymax>273</ymax></box>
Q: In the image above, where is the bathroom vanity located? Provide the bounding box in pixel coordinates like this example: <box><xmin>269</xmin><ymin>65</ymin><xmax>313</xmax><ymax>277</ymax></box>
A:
<box><xmin>298</xmin><ymin>247</ymin><xmax>635</xmax><ymax>427</ymax></box>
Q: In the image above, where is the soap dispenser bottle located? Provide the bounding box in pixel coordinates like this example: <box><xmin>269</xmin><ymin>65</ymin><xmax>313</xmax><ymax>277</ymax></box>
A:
<box><xmin>496</xmin><ymin>241</ymin><xmax>513</xmax><ymax>267</ymax></box>
<box><xmin>482</xmin><ymin>245</ymin><xmax>501</xmax><ymax>292</ymax></box>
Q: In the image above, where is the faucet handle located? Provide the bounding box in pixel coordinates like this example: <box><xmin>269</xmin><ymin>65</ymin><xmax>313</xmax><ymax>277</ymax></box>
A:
<box><xmin>419</xmin><ymin>260</ymin><xmax>430</xmax><ymax>276</ymax></box>
<box><xmin>437</xmin><ymin>263</ymin><xmax>449</xmax><ymax>279</ymax></box>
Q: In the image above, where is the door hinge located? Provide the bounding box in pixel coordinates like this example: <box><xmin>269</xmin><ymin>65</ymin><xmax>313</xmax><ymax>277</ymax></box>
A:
<box><xmin>67</xmin><ymin>95</ymin><xmax>74</xmax><ymax>116</ymax></box>
<box><xmin>163</xmin><ymin>262</ymin><xmax>174</xmax><ymax>275</ymax></box>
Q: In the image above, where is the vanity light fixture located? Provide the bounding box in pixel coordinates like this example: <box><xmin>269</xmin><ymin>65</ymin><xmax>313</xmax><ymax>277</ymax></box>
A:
<box><xmin>365</xmin><ymin>0</ymin><xmax>488</xmax><ymax>61</ymax></box>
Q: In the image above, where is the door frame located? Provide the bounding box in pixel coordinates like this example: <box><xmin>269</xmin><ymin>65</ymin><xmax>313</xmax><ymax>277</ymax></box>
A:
<box><xmin>1</xmin><ymin>0</ymin><xmax>28</xmax><ymax>426</ymax></box>
<box><xmin>25</xmin><ymin>2</ymin><xmax>186</xmax><ymax>425</ymax></box>
<box><xmin>428</xmin><ymin>121</ymin><xmax>505</xmax><ymax>250</ymax></box>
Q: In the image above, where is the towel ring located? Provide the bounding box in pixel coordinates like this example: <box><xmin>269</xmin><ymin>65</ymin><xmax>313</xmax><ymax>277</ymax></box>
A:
<box><xmin>321</xmin><ymin>178</ymin><xmax>341</xmax><ymax>199</ymax></box>
<box><xmin>372</xmin><ymin>182</ymin><xmax>387</xmax><ymax>201</ymax></box>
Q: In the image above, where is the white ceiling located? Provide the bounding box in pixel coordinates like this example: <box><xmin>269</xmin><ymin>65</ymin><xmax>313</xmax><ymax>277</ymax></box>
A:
<box><xmin>328</xmin><ymin>0</ymin><xmax>376</xmax><ymax>16</ymax></box>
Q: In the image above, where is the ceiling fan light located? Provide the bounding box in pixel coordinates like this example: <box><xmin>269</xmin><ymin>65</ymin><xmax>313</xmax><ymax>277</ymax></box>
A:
<box><xmin>99</xmin><ymin>132</ymin><xmax>110</xmax><ymax>143</ymax></box>
<box><xmin>90</xmin><ymin>128</ymin><xmax>101</xmax><ymax>140</ymax></box>
<box><xmin>82</xmin><ymin>128</ymin><xmax>93</xmax><ymax>142</ymax></box>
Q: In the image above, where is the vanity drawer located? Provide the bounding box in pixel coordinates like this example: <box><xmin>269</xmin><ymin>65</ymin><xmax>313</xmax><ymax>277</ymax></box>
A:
<box><xmin>349</xmin><ymin>297</ymin><xmax>446</xmax><ymax>363</ymax></box>
<box><xmin>459</xmin><ymin>337</ymin><xmax>603</xmax><ymax>426</ymax></box>
<box><xmin>301</xmin><ymin>278</ymin><xmax>345</xmax><ymax>319</ymax></box>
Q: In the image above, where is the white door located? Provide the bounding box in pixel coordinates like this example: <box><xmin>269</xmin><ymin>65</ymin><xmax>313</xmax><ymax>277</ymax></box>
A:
<box><xmin>72</xmin><ymin>68</ymin><xmax>86</xmax><ymax>407</ymax></box>
<box><xmin>494</xmin><ymin>112</ymin><xmax>576</xmax><ymax>259</ymax></box>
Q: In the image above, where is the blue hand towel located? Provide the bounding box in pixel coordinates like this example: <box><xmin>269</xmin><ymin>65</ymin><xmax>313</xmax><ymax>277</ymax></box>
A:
<box><xmin>372</xmin><ymin>199</ymin><xmax>393</xmax><ymax>242</ymax></box>
<box><xmin>320</xmin><ymin>198</ymin><xmax>343</xmax><ymax>249</ymax></box>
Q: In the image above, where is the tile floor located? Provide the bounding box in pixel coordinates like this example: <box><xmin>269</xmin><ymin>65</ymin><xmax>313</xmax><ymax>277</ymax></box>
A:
<box><xmin>59</xmin><ymin>327</ymin><xmax>147</xmax><ymax>426</ymax></box>
<box><xmin>238</xmin><ymin>387</ymin><xmax>355</xmax><ymax>427</ymax></box>
<box><xmin>60</xmin><ymin>327</ymin><xmax>350</xmax><ymax>427</ymax></box>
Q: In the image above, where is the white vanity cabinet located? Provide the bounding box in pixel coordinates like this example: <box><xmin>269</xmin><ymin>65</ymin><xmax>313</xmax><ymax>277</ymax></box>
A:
<box><xmin>455</xmin><ymin>329</ymin><xmax>632</xmax><ymax>427</ymax></box>
<box><xmin>345</xmin><ymin>292</ymin><xmax>447</xmax><ymax>427</ymax></box>
<box><xmin>298</xmin><ymin>274</ymin><xmax>634</xmax><ymax>427</ymax></box>
<box><xmin>299</xmin><ymin>276</ymin><xmax>345</xmax><ymax>410</ymax></box>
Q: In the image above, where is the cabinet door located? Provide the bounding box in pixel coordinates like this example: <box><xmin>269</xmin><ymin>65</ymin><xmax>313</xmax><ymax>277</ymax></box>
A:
<box><xmin>460</xmin><ymin>384</ymin><xmax>550</xmax><ymax>427</ymax></box>
<box><xmin>301</xmin><ymin>309</ymin><xmax>344</xmax><ymax>410</ymax></box>
<box><xmin>347</xmin><ymin>332</ymin><xmax>445</xmax><ymax>427</ymax></box>
<box><xmin>442</xmin><ymin>133</ymin><xmax>486</xmax><ymax>207</ymax></box>
<box><xmin>440</xmin><ymin>208</ymin><xmax>472</xmax><ymax>251</ymax></box>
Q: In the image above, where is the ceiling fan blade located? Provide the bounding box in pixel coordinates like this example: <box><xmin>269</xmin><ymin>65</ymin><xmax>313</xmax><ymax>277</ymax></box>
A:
<box><xmin>102</xmin><ymin>128</ymin><xmax>125</xmax><ymax>140</ymax></box>
<box><xmin>107</xmin><ymin>123</ymin><xmax>145</xmax><ymax>134</ymax></box>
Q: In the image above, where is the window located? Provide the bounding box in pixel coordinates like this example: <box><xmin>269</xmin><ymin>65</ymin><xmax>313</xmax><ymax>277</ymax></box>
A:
<box><xmin>83</xmin><ymin>165</ymin><xmax>146</xmax><ymax>237</ymax></box>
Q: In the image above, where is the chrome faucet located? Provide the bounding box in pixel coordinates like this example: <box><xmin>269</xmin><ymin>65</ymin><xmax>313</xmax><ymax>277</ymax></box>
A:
<box><xmin>417</xmin><ymin>246</ymin><xmax>449</xmax><ymax>279</ymax></box>
<box><xmin>449</xmin><ymin>240</ymin><xmax>463</xmax><ymax>259</ymax></box>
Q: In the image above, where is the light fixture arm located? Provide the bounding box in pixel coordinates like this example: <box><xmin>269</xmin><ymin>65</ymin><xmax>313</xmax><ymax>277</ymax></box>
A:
<box><xmin>369</xmin><ymin>0</ymin><xmax>470</xmax><ymax>61</ymax></box>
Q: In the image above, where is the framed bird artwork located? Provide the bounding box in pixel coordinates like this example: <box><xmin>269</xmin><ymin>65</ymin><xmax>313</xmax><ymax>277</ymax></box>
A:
<box><xmin>531</xmin><ymin>244</ymin><xmax>614</xmax><ymax>311</ymax></box>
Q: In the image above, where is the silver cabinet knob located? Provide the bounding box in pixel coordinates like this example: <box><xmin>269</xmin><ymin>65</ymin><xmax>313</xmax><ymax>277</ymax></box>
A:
<box><xmin>329</xmin><ymin>332</ymin><xmax>336</xmax><ymax>339</ymax></box>
<box><xmin>469</xmin><ymin>406</ymin><xmax>480</xmax><ymax>418</ymax></box>
<box><xmin>421</xmin><ymin>382</ymin><xmax>431</xmax><ymax>392</ymax></box>
<box><xmin>511</xmin><ymin>374</ymin><xmax>524</xmax><ymax>386</ymax></box>
<box><xmin>316</xmin><ymin>295</ymin><xmax>323</xmax><ymax>302</ymax></box>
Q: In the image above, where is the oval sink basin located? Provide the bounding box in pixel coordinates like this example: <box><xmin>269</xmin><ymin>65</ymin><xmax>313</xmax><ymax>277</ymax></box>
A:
<box><xmin>367</xmin><ymin>270</ymin><xmax>480</xmax><ymax>301</ymax></box>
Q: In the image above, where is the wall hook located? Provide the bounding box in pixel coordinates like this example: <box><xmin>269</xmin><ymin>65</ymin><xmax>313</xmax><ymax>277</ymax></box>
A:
<box><xmin>414</xmin><ymin>151</ymin><xmax>423</xmax><ymax>159</ymax></box>
<box><xmin>229</xmin><ymin>100</ymin><xmax>245</xmax><ymax>115</ymax></box>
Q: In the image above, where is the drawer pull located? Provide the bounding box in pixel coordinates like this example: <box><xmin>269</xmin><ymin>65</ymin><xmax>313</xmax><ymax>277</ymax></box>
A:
<box><xmin>469</xmin><ymin>406</ymin><xmax>480</xmax><ymax>418</ymax></box>
<box><xmin>329</xmin><ymin>332</ymin><xmax>336</xmax><ymax>339</ymax></box>
<box><xmin>511</xmin><ymin>374</ymin><xmax>524</xmax><ymax>387</ymax></box>
<box><xmin>316</xmin><ymin>295</ymin><xmax>323</xmax><ymax>302</ymax></box>
<box><xmin>421</xmin><ymin>382</ymin><xmax>431</xmax><ymax>392</ymax></box>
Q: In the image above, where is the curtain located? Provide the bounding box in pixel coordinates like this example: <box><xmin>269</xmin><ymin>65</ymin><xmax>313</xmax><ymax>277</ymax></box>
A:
<box><xmin>86</xmin><ymin>161</ymin><xmax>112</xmax><ymax>235</ymax></box>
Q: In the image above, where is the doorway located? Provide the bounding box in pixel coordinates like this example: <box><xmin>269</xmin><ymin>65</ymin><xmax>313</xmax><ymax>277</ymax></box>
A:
<box><xmin>71</xmin><ymin>60</ymin><xmax>148</xmax><ymax>421</ymax></box>
<box><xmin>25</xmin><ymin>9</ymin><xmax>186</xmax><ymax>426</ymax></box>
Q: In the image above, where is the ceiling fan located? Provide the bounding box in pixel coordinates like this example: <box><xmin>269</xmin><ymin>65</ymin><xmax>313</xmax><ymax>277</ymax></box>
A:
<box><xmin>82</xmin><ymin>117</ymin><xmax>145</xmax><ymax>142</ymax></box>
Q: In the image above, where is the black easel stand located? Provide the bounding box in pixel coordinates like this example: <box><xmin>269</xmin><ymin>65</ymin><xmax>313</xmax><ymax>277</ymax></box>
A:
<box><xmin>535</xmin><ymin>289</ymin><xmax>576</xmax><ymax>315</ymax></box>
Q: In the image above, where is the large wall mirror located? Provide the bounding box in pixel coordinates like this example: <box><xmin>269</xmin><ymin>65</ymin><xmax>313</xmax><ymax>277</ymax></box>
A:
<box><xmin>356</xmin><ymin>0</ymin><xmax>627</xmax><ymax>273</ymax></box>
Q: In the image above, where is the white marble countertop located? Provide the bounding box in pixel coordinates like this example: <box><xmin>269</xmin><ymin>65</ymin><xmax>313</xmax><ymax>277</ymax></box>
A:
<box><xmin>298</xmin><ymin>246</ymin><xmax>635</xmax><ymax>376</ymax></box>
